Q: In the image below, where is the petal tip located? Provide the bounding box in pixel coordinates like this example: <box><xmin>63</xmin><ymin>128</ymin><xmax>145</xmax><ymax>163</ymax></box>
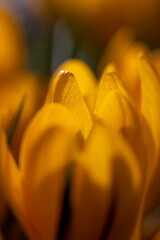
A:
<box><xmin>58</xmin><ymin>70</ymin><xmax>74</xmax><ymax>78</ymax></box>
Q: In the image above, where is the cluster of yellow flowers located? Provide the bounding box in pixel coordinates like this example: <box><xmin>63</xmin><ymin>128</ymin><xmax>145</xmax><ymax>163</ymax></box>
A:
<box><xmin>1</xmin><ymin>6</ymin><xmax>160</xmax><ymax>240</ymax></box>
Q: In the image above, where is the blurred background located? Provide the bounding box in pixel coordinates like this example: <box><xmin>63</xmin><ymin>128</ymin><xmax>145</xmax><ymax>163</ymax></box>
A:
<box><xmin>1</xmin><ymin>0</ymin><xmax>160</xmax><ymax>77</ymax></box>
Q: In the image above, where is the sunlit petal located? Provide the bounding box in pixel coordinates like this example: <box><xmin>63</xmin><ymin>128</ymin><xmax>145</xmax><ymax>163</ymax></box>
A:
<box><xmin>52</xmin><ymin>59</ymin><xmax>97</xmax><ymax>112</ymax></box>
<box><xmin>0</xmin><ymin>121</ymin><xmax>37</xmax><ymax>239</ymax></box>
<box><xmin>19</xmin><ymin>104</ymin><xmax>82</xmax><ymax>240</ymax></box>
<box><xmin>46</xmin><ymin>71</ymin><xmax>93</xmax><ymax>138</ymax></box>
<box><xmin>69</xmin><ymin>123</ymin><xmax>141</xmax><ymax>240</ymax></box>
<box><xmin>138</xmin><ymin>54</ymin><xmax>160</xmax><ymax>169</ymax></box>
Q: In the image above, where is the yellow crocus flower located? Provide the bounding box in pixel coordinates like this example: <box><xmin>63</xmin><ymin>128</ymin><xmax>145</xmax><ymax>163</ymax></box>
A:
<box><xmin>1</xmin><ymin>49</ymin><xmax>160</xmax><ymax>239</ymax></box>
<box><xmin>45</xmin><ymin>55</ymin><xmax>160</xmax><ymax>238</ymax></box>
<box><xmin>99</xmin><ymin>28</ymin><xmax>160</xmax><ymax>222</ymax></box>
<box><xmin>0</xmin><ymin>104</ymin><xmax>141</xmax><ymax>239</ymax></box>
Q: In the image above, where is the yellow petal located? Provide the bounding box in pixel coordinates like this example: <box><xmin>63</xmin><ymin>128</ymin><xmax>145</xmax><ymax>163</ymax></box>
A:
<box><xmin>68</xmin><ymin>124</ymin><xmax>112</xmax><ymax>240</ymax></box>
<box><xmin>0</xmin><ymin>123</ymin><xmax>38</xmax><ymax>239</ymax></box>
<box><xmin>0</xmin><ymin>9</ymin><xmax>26</xmax><ymax>78</ymax></box>
<box><xmin>98</xmin><ymin>27</ymin><xmax>135</xmax><ymax>74</ymax></box>
<box><xmin>102</xmin><ymin>62</ymin><xmax>117</xmax><ymax>75</ymax></box>
<box><xmin>19</xmin><ymin>104</ymin><xmax>81</xmax><ymax>240</ymax></box>
<box><xmin>68</xmin><ymin>123</ymin><xmax>141</xmax><ymax>240</ymax></box>
<box><xmin>94</xmin><ymin>73</ymin><xmax>146</xmax><ymax>183</ymax></box>
<box><xmin>138</xmin><ymin>54</ymin><xmax>160</xmax><ymax>220</ymax></box>
<box><xmin>98</xmin><ymin>27</ymin><xmax>148</xmax><ymax>105</ymax></box>
<box><xmin>94</xmin><ymin>73</ymin><xmax>141</xmax><ymax>152</ymax></box>
<box><xmin>46</xmin><ymin>71</ymin><xmax>93</xmax><ymax>139</ymax></box>
<box><xmin>0</xmin><ymin>72</ymin><xmax>45</xmax><ymax>160</ymax></box>
<box><xmin>20</xmin><ymin>103</ymin><xmax>80</xmax><ymax>175</ymax></box>
<box><xmin>51</xmin><ymin>59</ymin><xmax>97</xmax><ymax>112</ymax></box>
<box><xmin>138</xmin><ymin>54</ymin><xmax>160</xmax><ymax>167</ymax></box>
<box><xmin>152</xmin><ymin>50</ymin><xmax>160</xmax><ymax>78</ymax></box>
<box><xmin>93</xmin><ymin>73</ymin><xmax>147</xmax><ymax>238</ymax></box>
<box><xmin>107</xmin><ymin>132</ymin><xmax>142</xmax><ymax>240</ymax></box>
<box><xmin>94</xmin><ymin>72</ymin><xmax>129</xmax><ymax>116</ymax></box>
<box><xmin>96</xmin><ymin>91</ymin><xmax>143</xmax><ymax>157</ymax></box>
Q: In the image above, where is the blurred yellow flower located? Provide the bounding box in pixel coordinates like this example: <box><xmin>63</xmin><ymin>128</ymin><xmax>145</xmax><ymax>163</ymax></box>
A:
<box><xmin>0</xmin><ymin>8</ymin><xmax>26</xmax><ymax>79</ymax></box>
<box><xmin>0</xmin><ymin>72</ymin><xmax>45</xmax><ymax>159</ymax></box>
<box><xmin>0</xmin><ymin>72</ymin><xmax>45</xmax><ymax>228</ymax></box>
<box><xmin>1</xmin><ymin>49</ymin><xmax>160</xmax><ymax>239</ymax></box>
<box><xmin>0</xmin><ymin>7</ymin><xmax>46</xmax><ymax>158</ymax></box>
<box><xmin>0</xmin><ymin>7</ymin><xmax>46</xmax><ymax>230</ymax></box>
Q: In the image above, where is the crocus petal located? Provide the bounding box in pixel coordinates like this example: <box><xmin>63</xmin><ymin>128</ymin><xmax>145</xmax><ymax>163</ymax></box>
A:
<box><xmin>98</xmin><ymin>28</ymin><xmax>148</xmax><ymax>105</ymax></box>
<box><xmin>46</xmin><ymin>71</ymin><xmax>93</xmax><ymax>139</ymax></box>
<box><xmin>0</xmin><ymin>121</ymin><xmax>37</xmax><ymax>240</ymax></box>
<box><xmin>5</xmin><ymin>73</ymin><xmax>44</xmax><ymax>159</ymax></box>
<box><xmin>138</xmin><ymin>54</ymin><xmax>160</xmax><ymax>171</ymax></box>
<box><xmin>68</xmin><ymin>123</ymin><xmax>141</xmax><ymax>240</ymax></box>
<box><xmin>107</xmin><ymin>132</ymin><xmax>142</xmax><ymax>240</ymax></box>
<box><xmin>68</xmin><ymin>124</ymin><xmax>113</xmax><ymax>240</ymax></box>
<box><xmin>0</xmin><ymin>9</ymin><xmax>26</xmax><ymax>78</ymax></box>
<box><xmin>98</xmin><ymin>27</ymin><xmax>135</xmax><ymax>74</ymax></box>
<box><xmin>94</xmin><ymin>73</ymin><xmax>144</xmax><ymax>158</ymax></box>
<box><xmin>138</xmin><ymin>54</ymin><xmax>160</xmax><ymax>219</ymax></box>
<box><xmin>19</xmin><ymin>104</ymin><xmax>82</xmax><ymax>240</ymax></box>
<box><xmin>94</xmin><ymin>72</ymin><xmax>129</xmax><ymax>116</ymax></box>
<box><xmin>93</xmin><ymin>73</ymin><xmax>148</xmax><ymax>238</ymax></box>
<box><xmin>52</xmin><ymin>59</ymin><xmax>97</xmax><ymax>112</ymax></box>
<box><xmin>101</xmin><ymin>62</ymin><xmax>117</xmax><ymax>75</ymax></box>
